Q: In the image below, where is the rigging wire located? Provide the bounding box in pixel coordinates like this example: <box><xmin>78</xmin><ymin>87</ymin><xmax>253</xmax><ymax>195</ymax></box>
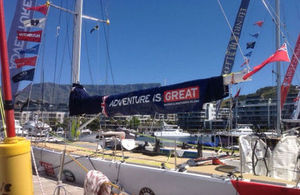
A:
<box><xmin>99</xmin><ymin>0</ymin><xmax>116</xmax><ymax>91</ymax></box>
<box><xmin>83</xmin><ymin>21</ymin><xmax>95</xmax><ymax>84</ymax></box>
<box><xmin>261</xmin><ymin>0</ymin><xmax>299</xmax><ymax>63</ymax></box>
<box><xmin>241</xmin><ymin>0</ymin><xmax>268</xmax><ymax>73</ymax></box>
<box><xmin>57</xmin><ymin>1</ymin><xmax>73</xmax><ymax>84</ymax></box>
<box><xmin>281</xmin><ymin>2</ymin><xmax>300</xmax><ymax>85</ymax></box>
<box><xmin>216</xmin><ymin>0</ymin><xmax>250</xmax><ymax>70</ymax></box>
<box><xmin>261</xmin><ymin>0</ymin><xmax>300</xmax><ymax>84</ymax></box>
<box><xmin>51</xmin><ymin>0</ymin><xmax>63</xmax><ymax>105</ymax></box>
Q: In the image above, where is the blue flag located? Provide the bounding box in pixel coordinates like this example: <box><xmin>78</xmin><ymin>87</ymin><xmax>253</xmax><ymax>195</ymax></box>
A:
<box><xmin>245</xmin><ymin>51</ymin><xmax>253</xmax><ymax>57</ymax></box>
<box><xmin>246</xmin><ymin>42</ymin><xmax>256</xmax><ymax>49</ymax></box>
<box><xmin>250</xmin><ymin>33</ymin><xmax>259</xmax><ymax>38</ymax></box>
<box><xmin>12</xmin><ymin>68</ymin><xmax>35</xmax><ymax>83</ymax></box>
<box><xmin>19</xmin><ymin>44</ymin><xmax>40</xmax><ymax>55</ymax></box>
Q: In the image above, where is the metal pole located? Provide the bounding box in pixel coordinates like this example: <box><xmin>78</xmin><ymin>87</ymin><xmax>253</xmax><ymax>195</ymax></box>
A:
<box><xmin>275</xmin><ymin>0</ymin><xmax>281</xmax><ymax>134</ymax></box>
<box><xmin>56</xmin><ymin>149</ymin><xmax>66</xmax><ymax>195</ymax></box>
<box><xmin>268</xmin><ymin>98</ymin><xmax>271</xmax><ymax>129</ymax></box>
<box><xmin>0</xmin><ymin>0</ymin><xmax>15</xmax><ymax>137</ymax></box>
<box><xmin>71</xmin><ymin>0</ymin><xmax>83</xmax><ymax>84</ymax></box>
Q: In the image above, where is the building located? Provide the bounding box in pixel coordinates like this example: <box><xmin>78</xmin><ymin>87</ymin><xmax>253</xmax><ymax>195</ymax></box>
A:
<box><xmin>237</xmin><ymin>93</ymin><xmax>299</xmax><ymax>129</ymax></box>
<box><xmin>15</xmin><ymin>111</ymin><xmax>67</xmax><ymax>127</ymax></box>
<box><xmin>177</xmin><ymin>103</ymin><xmax>230</xmax><ymax>132</ymax></box>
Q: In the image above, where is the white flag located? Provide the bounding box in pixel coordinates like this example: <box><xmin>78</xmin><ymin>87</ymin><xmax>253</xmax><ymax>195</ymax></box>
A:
<box><xmin>23</xmin><ymin>18</ymin><xmax>46</xmax><ymax>28</ymax></box>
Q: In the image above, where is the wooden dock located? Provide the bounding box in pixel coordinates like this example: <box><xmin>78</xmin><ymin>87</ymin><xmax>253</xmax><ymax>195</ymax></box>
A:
<box><xmin>33</xmin><ymin>175</ymin><xmax>83</xmax><ymax>195</ymax></box>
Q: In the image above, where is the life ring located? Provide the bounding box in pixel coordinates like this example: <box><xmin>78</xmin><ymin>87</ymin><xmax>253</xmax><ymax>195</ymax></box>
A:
<box><xmin>63</xmin><ymin>170</ymin><xmax>76</xmax><ymax>183</ymax></box>
<box><xmin>139</xmin><ymin>187</ymin><xmax>155</xmax><ymax>195</ymax></box>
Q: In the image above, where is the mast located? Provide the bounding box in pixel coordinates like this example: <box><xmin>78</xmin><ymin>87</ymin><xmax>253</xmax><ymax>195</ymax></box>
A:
<box><xmin>275</xmin><ymin>0</ymin><xmax>281</xmax><ymax>134</ymax></box>
<box><xmin>72</xmin><ymin>0</ymin><xmax>83</xmax><ymax>84</ymax></box>
<box><xmin>0</xmin><ymin>0</ymin><xmax>15</xmax><ymax>137</ymax></box>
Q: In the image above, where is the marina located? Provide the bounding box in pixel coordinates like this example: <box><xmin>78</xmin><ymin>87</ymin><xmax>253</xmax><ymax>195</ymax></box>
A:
<box><xmin>0</xmin><ymin>0</ymin><xmax>300</xmax><ymax>195</ymax></box>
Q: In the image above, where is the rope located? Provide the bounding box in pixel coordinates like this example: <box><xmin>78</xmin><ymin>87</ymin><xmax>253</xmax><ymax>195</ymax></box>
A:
<box><xmin>31</xmin><ymin>147</ymin><xmax>45</xmax><ymax>195</ymax></box>
<box><xmin>65</xmin><ymin>152</ymin><xmax>120</xmax><ymax>190</ymax></box>
<box><xmin>0</xmin><ymin>89</ymin><xmax>6</xmax><ymax>137</ymax></box>
<box><xmin>66</xmin><ymin>152</ymin><xmax>89</xmax><ymax>172</ymax></box>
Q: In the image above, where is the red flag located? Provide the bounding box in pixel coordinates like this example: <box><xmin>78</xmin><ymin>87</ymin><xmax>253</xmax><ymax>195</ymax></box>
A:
<box><xmin>240</xmin><ymin>58</ymin><xmax>249</xmax><ymax>67</ymax></box>
<box><xmin>15</xmin><ymin>56</ymin><xmax>37</xmax><ymax>68</ymax></box>
<box><xmin>243</xmin><ymin>43</ymin><xmax>290</xmax><ymax>80</ymax></box>
<box><xmin>234</xmin><ymin>88</ymin><xmax>241</xmax><ymax>98</ymax></box>
<box><xmin>26</xmin><ymin>4</ymin><xmax>48</xmax><ymax>15</ymax></box>
<box><xmin>17</xmin><ymin>30</ymin><xmax>42</xmax><ymax>42</ymax></box>
<box><xmin>254</xmin><ymin>20</ymin><xmax>264</xmax><ymax>27</ymax></box>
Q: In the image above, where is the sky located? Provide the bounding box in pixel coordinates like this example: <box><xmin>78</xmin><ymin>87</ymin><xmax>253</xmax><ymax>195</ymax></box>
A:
<box><xmin>3</xmin><ymin>0</ymin><xmax>300</xmax><ymax>96</ymax></box>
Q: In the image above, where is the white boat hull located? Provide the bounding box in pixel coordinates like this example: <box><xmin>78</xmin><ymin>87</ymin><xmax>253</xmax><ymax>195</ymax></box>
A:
<box><xmin>32</xmin><ymin>147</ymin><xmax>236</xmax><ymax>195</ymax></box>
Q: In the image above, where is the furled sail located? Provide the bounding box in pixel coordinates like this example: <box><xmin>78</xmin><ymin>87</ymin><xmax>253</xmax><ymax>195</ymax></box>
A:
<box><xmin>69</xmin><ymin>76</ymin><xmax>228</xmax><ymax>117</ymax></box>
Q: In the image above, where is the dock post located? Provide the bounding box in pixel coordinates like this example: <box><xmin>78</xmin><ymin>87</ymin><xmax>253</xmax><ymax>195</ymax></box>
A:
<box><xmin>197</xmin><ymin>135</ymin><xmax>203</xmax><ymax>158</ymax></box>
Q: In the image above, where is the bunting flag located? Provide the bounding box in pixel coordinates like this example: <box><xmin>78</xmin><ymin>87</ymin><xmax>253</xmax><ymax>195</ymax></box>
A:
<box><xmin>254</xmin><ymin>20</ymin><xmax>264</xmax><ymax>27</ymax></box>
<box><xmin>234</xmin><ymin>88</ymin><xmax>241</xmax><ymax>98</ymax></box>
<box><xmin>17</xmin><ymin>30</ymin><xmax>42</xmax><ymax>42</ymax></box>
<box><xmin>232</xmin><ymin>88</ymin><xmax>241</xmax><ymax>109</ymax></box>
<box><xmin>245</xmin><ymin>51</ymin><xmax>252</xmax><ymax>57</ymax></box>
<box><xmin>14</xmin><ymin>56</ymin><xmax>37</xmax><ymax>68</ymax></box>
<box><xmin>19</xmin><ymin>44</ymin><xmax>40</xmax><ymax>55</ymax></box>
<box><xmin>90</xmin><ymin>25</ymin><xmax>99</xmax><ymax>33</ymax></box>
<box><xmin>243</xmin><ymin>43</ymin><xmax>290</xmax><ymax>80</ymax></box>
<box><xmin>23</xmin><ymin>18</ymin><xmax>46</xmax><ymax>28</ymax></box>
<box><xmin>280</xmin><ymin>34</ymin><xmax>300</xmax><ymax>108</ymax></box>
<box><xmin>246</xmin><ymin>41</ymin><xmax>256</xmax><ymax>49</ymax></box>
<box><xmin>240</xmin><ymin>58</ymin><xmax>249</xmax><ymax>67</ymax></box>
<box><xmin>12</xmin><ymin>68</ymin><xmax>35</xmax><ymax>83</ymax></box>
<box><xmin>250</xmin><ymin>33</ymin><xmax>259</xmax><ymax>38</ymax></box>
<box><xmin>8</xmin><ymin>0</ymin><xmax>37</xmax><ymax>98</ymax></box>
<box><xmin>26</xmin><ymin>4</ymin><xmax>48</xmax><ymax>15</ymax></box>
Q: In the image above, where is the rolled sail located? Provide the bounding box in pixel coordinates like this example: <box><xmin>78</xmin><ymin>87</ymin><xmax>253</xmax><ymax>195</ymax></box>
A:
<box><xmin>69</xmin><ymin>76</ymin><xmax>228</xmax><ymax>117</ymax></box>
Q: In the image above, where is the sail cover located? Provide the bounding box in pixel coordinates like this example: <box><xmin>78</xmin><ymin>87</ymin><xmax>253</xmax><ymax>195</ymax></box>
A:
<box><xmin>69</xmin><ymin>76</ymin><xmax>228</xmax><ymax>117</ymax></box>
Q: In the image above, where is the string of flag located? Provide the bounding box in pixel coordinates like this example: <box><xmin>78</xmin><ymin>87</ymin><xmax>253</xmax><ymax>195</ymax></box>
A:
<box><xmin>12</xmin><ymin>3</ymin><xmax>49</xmax><ymax>83</ymax></box>
<box><xmin>241</xmin><ymin>19</ymin><xmax>291</xmax><ymax>80</ymax></box>
<box><xmin>241</xmin><ymin>20</ymin><xmax>264</xmax><ymax>68</ymax></box>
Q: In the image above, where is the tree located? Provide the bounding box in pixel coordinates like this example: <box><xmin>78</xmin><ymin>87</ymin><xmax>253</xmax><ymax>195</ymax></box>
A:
<box><xmin>87</xmin><ymin>118</ymin><xmax>100</xmax><ymax>131</ymax></box>
<box><xmin>129</xmin><ymin>116</ymin><xmax>140</xmax><ymax>129</ymax></box>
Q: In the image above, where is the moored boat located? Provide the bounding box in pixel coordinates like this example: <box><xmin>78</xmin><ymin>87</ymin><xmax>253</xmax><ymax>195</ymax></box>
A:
<box><xmin>154</xmin><ymin>122</ymin><xmax>190</xmax><ymax>138</ymax></box>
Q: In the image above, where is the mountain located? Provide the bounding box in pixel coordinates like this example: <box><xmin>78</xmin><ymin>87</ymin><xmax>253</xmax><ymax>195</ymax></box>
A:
<box><xmin>15</xmin><ymin>82</ymin><xmax>161</xmax><ymax>105</ymax></box>
<box><xmin>238</xmin><ymin>85</ymin><xmax>298</xmax><ymax>100</ymax></box>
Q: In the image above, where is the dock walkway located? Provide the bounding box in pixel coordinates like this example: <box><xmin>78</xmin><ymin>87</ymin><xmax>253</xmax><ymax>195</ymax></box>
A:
<box><xmin>33</xmin><ymin>175</ymin><xmax>83</xmax><ymax>195</ymax></box>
